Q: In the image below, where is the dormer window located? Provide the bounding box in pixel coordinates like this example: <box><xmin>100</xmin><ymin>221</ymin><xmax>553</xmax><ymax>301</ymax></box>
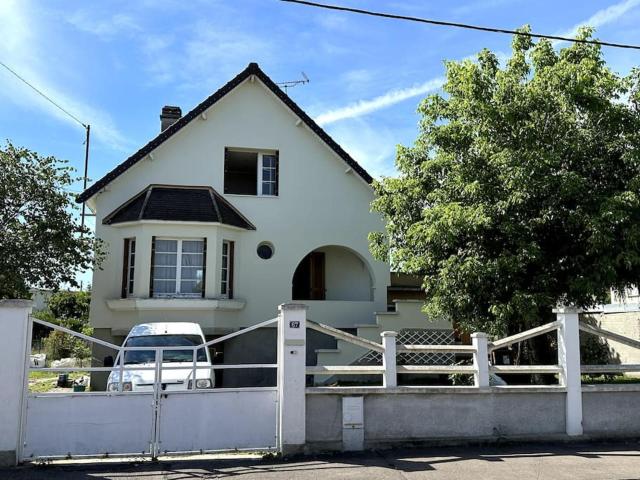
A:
<box><xmin>224</xmin><ymin>148</ymin><xmax>278</xmax><ymax>196</ymax></box>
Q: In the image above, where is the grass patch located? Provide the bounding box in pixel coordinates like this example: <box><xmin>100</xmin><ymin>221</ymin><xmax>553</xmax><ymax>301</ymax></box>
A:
<box><xmin>29</xmin><ymin>371</ymin><xmax>89</xmax><ymax>393</ymax></box>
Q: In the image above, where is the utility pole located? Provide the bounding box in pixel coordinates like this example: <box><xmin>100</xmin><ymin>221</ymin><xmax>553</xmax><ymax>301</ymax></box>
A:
<box><xmin>81</xmin><ymin>124</ymin><xmax>91</xmax><ymax>229</ymax></box>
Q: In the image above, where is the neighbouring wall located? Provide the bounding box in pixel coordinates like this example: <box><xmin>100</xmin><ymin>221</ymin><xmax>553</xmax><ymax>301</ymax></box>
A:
<box><xmin>581</xmin><ymin>311</ymin><xmax>640</xmax><ymax>365</ymax></box>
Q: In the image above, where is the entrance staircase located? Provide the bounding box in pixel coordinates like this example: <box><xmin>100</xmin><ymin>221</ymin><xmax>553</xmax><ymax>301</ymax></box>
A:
<box><xmin>314</xmin><ymin>300</ymin><xmax>453</xmax><ymax>383</ymax></box>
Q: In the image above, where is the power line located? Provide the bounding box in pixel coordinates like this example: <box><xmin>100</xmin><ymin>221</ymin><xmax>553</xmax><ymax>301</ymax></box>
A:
<box><xmin>281</xmin><ymin>0</ymin><xmax>640</xmax><ymax>51</ymax></box>
<box><xmin>0</xmin><ymin>59</ymin><xmax>93</xmax><ymax>227</ymax></box>
<box><xmin>0</xmin><ymin>60</ymin><xmax>87</xmax><ymax>128</ymax></box>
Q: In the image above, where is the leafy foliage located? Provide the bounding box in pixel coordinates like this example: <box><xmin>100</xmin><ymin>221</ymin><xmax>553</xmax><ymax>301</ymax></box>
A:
<box><xmin>34</xmin><ymin>290</ymin><xmax>93</xmax><ymax>363</ymax></box>
<box><xmin>46</xmin><ymin>290</ymin><xmax>91</xmax><ymax>325</ymax></box>
<box><xmin>371</xmin><ymin>28</ymin><xmax>640</xmax><ymax>335</ymax></box>
<box><xmin>0</xmin><ymin>143</ymin><xmax>103</xmax><ymax>298</ymax></box>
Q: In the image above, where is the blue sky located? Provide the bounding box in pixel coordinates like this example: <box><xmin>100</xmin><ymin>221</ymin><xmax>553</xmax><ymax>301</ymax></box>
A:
<box><xmin>2</xmin><ymin>0</ymin><xmax>640</xmax><ymax>242</ymax></box>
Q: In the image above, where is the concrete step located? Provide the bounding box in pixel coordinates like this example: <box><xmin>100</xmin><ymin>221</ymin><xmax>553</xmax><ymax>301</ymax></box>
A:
<box><xmin>315</xmin><ymin>348</ymin><xmax>340</xmax><ymax>354</ymax></box>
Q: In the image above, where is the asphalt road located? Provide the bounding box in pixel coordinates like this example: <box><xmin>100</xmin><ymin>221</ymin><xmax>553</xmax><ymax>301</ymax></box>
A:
<box><xmin>3</xmin><ymin>442</ymin><xmax>640</xmax><ymax>479</ymax></box>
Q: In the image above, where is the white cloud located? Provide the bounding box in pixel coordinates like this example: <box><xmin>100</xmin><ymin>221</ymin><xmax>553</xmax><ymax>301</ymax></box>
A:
<box><xmin>315</xmin><ymin>13</ymin><xmax>349</xmax><ymax>31</ymax></box>
<box><xmin>127</xmin><ymin>18</ymin><xmax>275</xmax><ymax>89</ymax></box>
<box><xmin>0</xmin><ymin>0</ymin><xmax>130</xmax><ymax>151</ymax></box>
<box><xmin>315</xmin><ymin>77</ymin><xmax>444</xmax><ymax>126</ymax></box>
<box><xmin>66</xmin><ymin>11</ymin><xmax>141</xmax><ymax>39</ymax></box>
<box><xmin>315</xmin><ymin>0</ymin><xmax>640</xmax><ymax>177</ymax></box>
<box><xmin>315</xmin><ymin>0</ymin><xmax>640</xmax><ymax>128</ymax></box>
<box><xmin>452</xmin><ymin>0</ymin><xmax>521</xmax><ymax>16</ymax></box>
<box><xmin>557</xmin><ymin>0</ymin><xmax>640</xmax><ymax>38</ymax></box>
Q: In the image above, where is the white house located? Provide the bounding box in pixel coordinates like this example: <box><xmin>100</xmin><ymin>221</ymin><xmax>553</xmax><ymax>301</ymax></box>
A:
<box><xmin>78</xmin><ymin>63</ymin><xmax>450</xmax><ymax>388</ymax></box>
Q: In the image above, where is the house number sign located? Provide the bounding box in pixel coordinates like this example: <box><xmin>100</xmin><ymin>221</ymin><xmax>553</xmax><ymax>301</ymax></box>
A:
<box><xmin>289</xmin><ymin>321</ymin><xmax>300</xmax><ymax>328</ymax></box>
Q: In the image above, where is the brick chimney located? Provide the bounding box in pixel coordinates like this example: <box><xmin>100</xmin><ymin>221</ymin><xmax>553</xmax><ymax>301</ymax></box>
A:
<box><xmin>160</xmin><ymin>106</ymin><xmax>182</xmax><ymax>132</ymax></box>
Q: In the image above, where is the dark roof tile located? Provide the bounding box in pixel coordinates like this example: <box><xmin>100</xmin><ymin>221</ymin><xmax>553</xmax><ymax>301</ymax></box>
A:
<box><xmin>103</xmin><ymin>185</ymin><xmax>255</xmax><ymax>230</ymax></box>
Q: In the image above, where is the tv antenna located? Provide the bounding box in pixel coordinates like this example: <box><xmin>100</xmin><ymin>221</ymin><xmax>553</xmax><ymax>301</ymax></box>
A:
<box><xmin>277</xmin><ymin>72</ymin><xmax>310</xmax><ymax>94</ymax></box>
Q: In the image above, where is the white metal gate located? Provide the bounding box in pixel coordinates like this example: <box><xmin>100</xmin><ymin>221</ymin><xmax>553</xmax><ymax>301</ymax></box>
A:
<box><xmin>20</xmin><ymin>317</ymin><xmax>279</xmax><ymax>461</ymax></box>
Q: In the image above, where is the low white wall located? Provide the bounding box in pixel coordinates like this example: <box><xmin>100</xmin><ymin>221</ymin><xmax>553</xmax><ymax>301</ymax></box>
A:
<box><xmin>305</xmin><ymin>386</ymin><xmax>640</xmax><ymax>452</ymax></box>
<box><xmin>582</xmin><ymin>386</ymin><xmax>640</xmax><ymax>436</ymax></box>
<box><xmin>306</xmin><ymin>395</ymin><xmax>342</xmax><ymax>450</ymax></box>
<box><xmin>363</xmin><ymin>390</ymin><xmax>566</xmax><ymax>446</ymax></box>
<box><xmin>305</xmin><ymin>388</ymin><xmax>568</xmax><ymax>451</ymax></box>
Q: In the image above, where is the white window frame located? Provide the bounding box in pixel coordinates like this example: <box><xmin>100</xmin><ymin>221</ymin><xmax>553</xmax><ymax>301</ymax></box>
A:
<box><xmin>258</xmin><ymin>152</ymin><xmax>277</xmax><ymax>197</ymax></box>
<box><xmin>126</xmin><ymin>238</ymin><xmax>136</xmax><ymax>297</ymax></box>
<box><xmin>225</xmin><ymin>148</ymin><xmax>278</xmax><ymax>197</ymax></box>
<box><xmin>220</xmin><ymin>240</ymin><xmax>231</xmax><ymax>298</ymax></box>
<box><xmin>153</xmin><ymin>238</ymin><xmax>205</xmax><ymax>298</ymax></box>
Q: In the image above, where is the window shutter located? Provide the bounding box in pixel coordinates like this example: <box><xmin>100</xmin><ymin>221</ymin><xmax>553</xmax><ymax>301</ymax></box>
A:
<box><xmin>228</xmin><ymin>241</ymin><xmax>235</xmax><ymax>300</ymax></box>
<box><xmin>121</xmin><ymin>238</ymin><xmax>130</xmax><ymax>299</ymax></box>
<box><xmin>274</xmin><ymin>151</ymin><xmax>279</xmax><ymax>196</ymax></box>
<box><xmin>201</xmin><ymin>238</ymin><xmax>207</xmax><ymax>298</ymax></box>
<box><xmin>149</xmin><ymin>236</ymin><xmax>156</xmax><ymax>298</ymax></box>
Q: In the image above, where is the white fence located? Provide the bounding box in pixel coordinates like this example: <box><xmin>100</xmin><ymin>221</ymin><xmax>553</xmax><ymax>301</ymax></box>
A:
<box><xmin>2</xmin><ymin>300</ymin><xmax>640</xmax><ymax>466</ymax></box>
<box><xmin>303</xmin><ymin>307</ymin><xmax>640</xmax><ymax>440</ymax></box>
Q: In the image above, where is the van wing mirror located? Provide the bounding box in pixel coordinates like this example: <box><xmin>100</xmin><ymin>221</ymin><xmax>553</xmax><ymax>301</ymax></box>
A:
<box><xmin>103</xmin><ymin>355</ymin><xmax>114</xmax><ymax>368</ymax></box>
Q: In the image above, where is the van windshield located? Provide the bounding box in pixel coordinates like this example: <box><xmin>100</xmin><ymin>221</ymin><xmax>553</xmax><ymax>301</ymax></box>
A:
<box><xmin>124</xmin><ymin>335</ymin><xmax>208</xmax><ymax>364</ymax></box>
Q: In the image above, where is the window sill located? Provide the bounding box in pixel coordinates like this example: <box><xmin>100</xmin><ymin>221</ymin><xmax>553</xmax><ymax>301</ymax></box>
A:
<box><xmin>106</xmin><ymin>297</ymin><xmax>246</xmax><ymax>312</ymax></box>
<box><xmin>223</xmin><ymin>194</ymin><xmax>279</xmax><ymax>199</ymax></box>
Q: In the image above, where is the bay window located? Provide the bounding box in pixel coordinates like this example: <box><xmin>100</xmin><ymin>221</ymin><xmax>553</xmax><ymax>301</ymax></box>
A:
<box><xmin>151</xmin><ymin>238</ymin><xmax>206</xmax><ymax>298</ymax></box>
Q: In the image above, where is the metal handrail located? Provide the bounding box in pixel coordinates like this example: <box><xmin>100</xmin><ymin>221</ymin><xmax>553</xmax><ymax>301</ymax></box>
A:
<box><xmin>581</xmin><ymin>364</ymin><xmax>640</xmax><ymax>373</ymax></box>
<box><xmin>306</xmin><ymin>365</ymin><xmax>385</xmax><ymax>375</ymax></box>
<box><xmin>579</xmin><ymin>322</ymin><xmax>640</xmax><ymax>351</ymax></box>
<box><xmin>307</xmin><ymin>320</ymin><xmax>385</xmax><ymax>353</ymax></box>
<box><xmin>490</xmin><ymin>365</ymin><xmax>563</xmax><ymax>374</ymax></box>
<box><xmin>488</xmin><ymin>320</ymin><xmax>561</xmax><ymax>352</ymax></box>
<box><xmin>396</xmin><ymin>344</ymin><xmax>475</xmax><ymax>354</ymax></box>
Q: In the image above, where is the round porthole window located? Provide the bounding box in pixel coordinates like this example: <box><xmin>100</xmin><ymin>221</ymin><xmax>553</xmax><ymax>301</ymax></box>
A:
<box><xmin>257</xmin><ymin>242</ymin><xmax>274</xmax><ymax>260</ymax></box>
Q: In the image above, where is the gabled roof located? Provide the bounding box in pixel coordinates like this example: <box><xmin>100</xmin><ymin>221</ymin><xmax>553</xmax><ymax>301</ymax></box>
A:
<box><xmin>77</xmin><ymin>62</ymin><xmax>373</xmax><ymax>203</ymax></box>
<box><xmin>103</xmin><ymin>185</ymin><xmax>255</xmax><ymax>230</ymax></box>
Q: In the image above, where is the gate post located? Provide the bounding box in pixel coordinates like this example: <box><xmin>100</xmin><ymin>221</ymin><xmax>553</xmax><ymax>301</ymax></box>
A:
<box><xmin>472</xmin><ymin>333</ymin><xmax>490</xmax><ymax>388</ymax></box>
<box><xmin>381</xmin><ymin>331</ymin><xmax>397</xmax><ymax>388</ymax></box>
<box><xmin>0</xmin><ymin>300</ymin><xmax>33</xmax><ymax>466</ymax></box>
<box><xmin>555</xmin><ymin>306</ymin><xmax>583</xmax><ymax>436</ymax></box>
<box><xmin>277</xmin><ymin>303</ymin><xmax>307</xmax><ymax>456</ymax></box>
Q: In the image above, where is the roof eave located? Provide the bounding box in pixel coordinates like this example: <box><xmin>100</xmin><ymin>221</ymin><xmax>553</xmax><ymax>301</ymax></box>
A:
<box><xmin>77</xmin><ymin>62</ymin><xmax>373</xmax><ymax>204</ymax></box>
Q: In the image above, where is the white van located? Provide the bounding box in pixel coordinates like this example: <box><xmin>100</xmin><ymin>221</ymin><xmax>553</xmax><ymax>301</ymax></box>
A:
<box><xmin>106</xmin><ymin>322</ymin><xmax>214</xmax><ymax>392</ymax></box>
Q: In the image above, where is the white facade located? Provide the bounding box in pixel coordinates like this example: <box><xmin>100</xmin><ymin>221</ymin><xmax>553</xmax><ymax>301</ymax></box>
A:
<box><xmin>85</xmin><ymin>66</ymin><xmax>389</xmax><ymax>338</ymax></box>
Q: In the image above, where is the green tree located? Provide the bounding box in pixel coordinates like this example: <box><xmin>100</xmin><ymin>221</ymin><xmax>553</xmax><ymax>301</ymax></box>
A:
<box><xmin>34</xmin><ymin>290</ymin><xmax>91</xmax><ymax>331</ymax></box>
<box><xmin>371</xmin><ymin>28</ymin><xmax>640</xmax><ymax>336</ymax></box>
<box><xmin>47</xmin><ymin>290</ymin><xmax>91</xmax><ymax>326</ymax></box>
<box><xmin>0</xmin><ymin>143</ymin><xmax>102</xmax><ymax>298</ymax></box>
<box><xmin>36</xmin><ymin>291</ymin><xmax>93</xmax><ymax>363</ymax></box>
